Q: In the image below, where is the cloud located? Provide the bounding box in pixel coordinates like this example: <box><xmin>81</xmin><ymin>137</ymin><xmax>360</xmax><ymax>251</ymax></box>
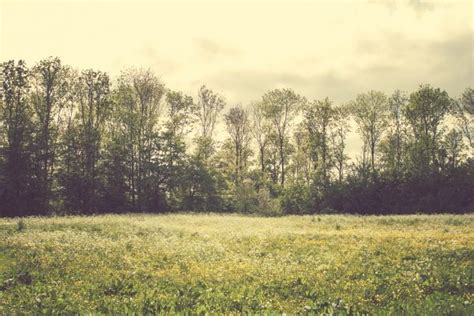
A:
<box><xmin>427</xmin><ymin>31</ymin><xmax>474</xmax><ymax>92</ymax></box>
<box><xmin>353</xmin><ymin>29</ymin><xmax>473</xmax><ymax>95</ymax></box>
<box><xmin>193</xmin><ymin>38</ymin><xmax>242</xmax><ymax>61</ymax></box>
<box><xmin>373</xmin><ymin>0</ymin><xmax>436</xmax><ymax>15</ymax></box>
<box><xmin>199</xmin><ymin>25</ymin><xmax>473</xmax><ymax>108</ymax></box>
<box><xmin>201</xmin><ymin>68</ymin><xmax>359</xmax><ymax>106</ymax></box>
<box><xmin>139</xmin><ymin>45</ymin><xmax>181</xmax><ymax>75</ymax></box>
<box><xmin>408</xmin><ymin>0</ymin><xmax>435</xmax><ymax>15</ymax></box>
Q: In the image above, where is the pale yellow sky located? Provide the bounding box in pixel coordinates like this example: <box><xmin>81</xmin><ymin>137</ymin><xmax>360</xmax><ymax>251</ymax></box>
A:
<box><xmin>1</xmin><ymin>0</ymin><xmax>473</xmax><ymax>157</ymax></box>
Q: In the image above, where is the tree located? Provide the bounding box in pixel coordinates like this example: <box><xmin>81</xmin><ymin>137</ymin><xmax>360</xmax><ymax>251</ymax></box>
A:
<box><xmin>291</xmin><ymin>124</ymin><xmax>313</xmax><ymax>185</ymax></box>
<box><xmin>261</xmin><ymin>88</ymin><xmax>302</xmax><ymax>186</ymax></box>
<box><xmin>441</xmin><ymin>129</ymin><xmax>465</xmax><ymax>170</ymax></box>
<box><xmin>224</xmin><ymin>105</ymin><xmax>252</xmax><ymax>185</ymax></box>
<box><xmin>57</xmin><ymin>71</ymin><xmax>81</xmax><ymax>213</ymax></box>
<box><xmin>380</xmin><ymin>90</ymin><xmax>409</xmax><ymax>178</ymax></box>
<box><xmin>404</xmin><ymin>85</ymin><xmax>453</xmax><ymax>173</ymax></box>
<box><xmin>251</xmin><ymin>101</ymin><xmax>269</xmax><ymax>173</ymax></box>
<box><xmin>351</xmin><ymin>90</ymin><xmax>388</xmax><ymax>174</ymax></box>
<box><xmin>304</xmin><ymin>98</ymin><xmax>337</xmax><ymax>186</ymax></box>
<box><xmin>178</xmin><ymin>157</ymin><xmax>224</xmax><ymax>212</ymax></box>
<box><xmin>0</xmin><ymin>60</ymin><xmax>38</xmax><ymax>216</ymax></box>
<box><xmin>158</xmin><ymin>130</ymin><xmax>189</xmax><ymax>210</ymax></box>
<box><xmin>195</xmin><ymin>85</ymin><xmax>225</xmax><ymax>161</ymax></box>
<box><xmin>331</xmin><ymin>105</ymin><xmax>350</xmax><ymax>183</ymax></box>
<box><xmin>66</xmin><ymin>69</ymin><xmax>111</xmax><ymax>213</ymax></box>
<box><xmin>266</xmin><ymin>132</ymin><xmax>283</xmax><ymax>185</ymax></box>
<box><xmin>30</xmin><ymin>57</ymin><xmax>70</xmax><ymax>211</ymax></box>
<box><xmin>113</xmin><ymin>68</ymin><xmax>165</xmax><ymax>211</ymax></box>
<box><xmin>165</xmin><ymin>90</ymin><xmax>196</xmax><ymax>138</ymax></box>
<box><xmin>101</xmin><ymin>132</ymin><xmax>130</xmax><ymax>213</ymax></box>
<box><xmin>455</xmin><ymin>88</ymin><xmax>473</xmax><ymax>148</ymax></box>
<box><xmin>163</xmin><ymin>90</ymin><xmax>196</xmax><ymax>183</ymax></box>
<box><xmin>1</xmin><ymin>57</ymin><xmax>473</xmax><ymax>216</ymax></box>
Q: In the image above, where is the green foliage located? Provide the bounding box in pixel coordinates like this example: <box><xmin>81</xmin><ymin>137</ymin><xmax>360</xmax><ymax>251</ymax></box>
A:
<box><xmin>303</xmin><ymin>98</ymin><xmax>339</xmax><ymax>185</ymax></box>
<box><xmin>261</xmin><ymin>88</ymin><xmax>303</xmax><ymax>186</ymax></box>
<box><xmin>177</xmin><ymin>158</ymin><xmax>225</xmax><ymax>212</ymax></box>
<box><xmin>281</xmin><ymin>181</ymin><xmax>311</xmax><ymax>214</ymax></box>
<box><xmin>254</xmin><ymin>188</ymin><xmax>282</xmax><ymax>216</ymax></box>
<box><xmin>405</xmin><ymin>85</ymin><xmax>453</xmax><ymax>172</ymax></box>
<box><xmin>231</xmin><ymin>182</ymin><xmax>259</xmax><ymax>213</ymax></box>
<box><xmin>165</xmin><ymin>90</ymin><xmax>196</xmax><ymax>137</ymax></box>
<box><xmin>350</xmin><ymin>90</ymin><xmax>389</xmax><ymax>173</ymax></box>
<box><xmin>0</xmin><ymin>60</ymin><xmax>41</xmax><ymax>216</ymax></box>
<box><xmin>0</xmin><ymin>58</ymin><xmax>472</xmax><ymax>216</ymax></box>
<box><xmin>455</xmin><ymin>88</ymin><xmax>473</xmax><ymax>148</ymax></box>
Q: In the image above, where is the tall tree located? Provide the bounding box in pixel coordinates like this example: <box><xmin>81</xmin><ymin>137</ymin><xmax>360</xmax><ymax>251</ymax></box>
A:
<box><xmin>71</xmin><ymin>69</ymin><xmax>111</xmax><ymax>213</ymax></box>
<box><xmin>195</xmin><ymin>85</ymin><xmax>225</xmax><ymax>161</ymax></box>
<box><xmin>101</xmin><ymin>130</ymin><xmax>130</xmax><ymax>213</ymax></box>
<box><xmin>251</xmin><ymin>101</ymin><xmax>269</xmax><ymax>173</ymax></box>
<box><xmin>351</xmin><ymin>90</ymin><xmax>388</xmax><ymax>174</ymax></box>
<box><xmin>380</xmin><ymin>90</ymin><xmax>409</xmax><ymax>178</ymax></box>
<box><xmin>290</xmin><ymin>123</ymin><xmax>316</xmax><ymax>186</ymax></box>
<box><xmin>304</xmin><ymin>98</ymin><xmax>336</xmax><ymax>186</ymax></box>
<box><xmin>114</xmin><ymin>68</ymin><xmax>165</xmax><ymax>211</ymax></box>
<box><xmin>30</xmin><ymin>57</ymin><xmax>70</xmax><ymax>211</ymax></box>
<box><xmin>261</xmin><ymin>88</ymin><xmax>302</xmax><ymax>186</ymax></box>
<box><xmin>455</xmin><ymin>87</ymin><xmax>473</xmax><ymax>148</ymax></box>
<box><xmin>163</xmin><ymin>90</ymin><xmax>196</xmax><ymax>186</ymax></box>
<box><xmin>224</xmin><ymin>105</ymin><xmax>252</xmax><ymax>185</ymax></box>
<box><xmin>331</xmin><ymin>105</ymin><xmax>350</xmax><ymax>183</ymax></box>
<box><xmin>0</xmin><ymin>60</ymin><xmax>36</xmax><ymax>216</ymax></box>
<box><xmin>165</xmin><ymin>90</ymin><xmax>196</xmax><ymax>138</ymax></box>
<box><xmin>404</xmin><ymin>85</ymin><xmax>452</xmax><ymax>173</ymax></box>
<box><xmin>440</xmin><ymin>128</ymin><xmax>465</xmax><ymax>170</ymax></box>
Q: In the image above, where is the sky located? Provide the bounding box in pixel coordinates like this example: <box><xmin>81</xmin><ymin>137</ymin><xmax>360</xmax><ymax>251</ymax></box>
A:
<box><xmin>1</xmin><ymin>0</ymin><xmax>473</xmax><ymax>157</ymax></box>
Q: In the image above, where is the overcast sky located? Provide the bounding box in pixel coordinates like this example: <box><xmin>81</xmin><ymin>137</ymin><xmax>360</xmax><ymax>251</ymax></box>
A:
<box><xmin>1</xmin><ymin>0</ymin><xmax>473</xmax><ymax>156</ymax></box>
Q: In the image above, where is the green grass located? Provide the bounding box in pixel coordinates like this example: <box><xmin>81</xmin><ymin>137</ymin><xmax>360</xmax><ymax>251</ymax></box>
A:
<box><xmin>0</xmin><ymin>252</ymin><xmax>14</xmax><ymax>275</ymax></box>
<box><xmin>0</xmin><ymin>214</ymin><xmax>473</xmax><ymax>314</ymax></box>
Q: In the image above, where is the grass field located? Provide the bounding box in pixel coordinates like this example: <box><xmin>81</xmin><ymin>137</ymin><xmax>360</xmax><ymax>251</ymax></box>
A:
<box><xmin>0</xmin><ymin>214</ymin><xmax>473</xmax><ymax>314</ymax></box>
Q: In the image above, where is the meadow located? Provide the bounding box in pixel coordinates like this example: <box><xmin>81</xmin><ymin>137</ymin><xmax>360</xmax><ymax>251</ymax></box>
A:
<box><xmin>0</xmin><ymin>214</ymin><xmax>473</xmax><ymax>314</ymax></box>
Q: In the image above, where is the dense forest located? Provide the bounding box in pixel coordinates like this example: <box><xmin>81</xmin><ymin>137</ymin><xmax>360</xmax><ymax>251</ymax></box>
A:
<box><xmin>0</xmin><ymin>58</ymin><xmax>472</xmax><ymax>217</ymax></box>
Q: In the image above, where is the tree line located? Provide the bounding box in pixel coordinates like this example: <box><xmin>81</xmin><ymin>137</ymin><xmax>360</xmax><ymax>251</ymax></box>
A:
<box><xmin>0</xmin><ymin>58</ymin><xmax>472</xmax><ymax>217</ymax></box>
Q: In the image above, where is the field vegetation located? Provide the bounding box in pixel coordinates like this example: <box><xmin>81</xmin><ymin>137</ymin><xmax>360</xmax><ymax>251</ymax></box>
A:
<box><xmin>0</xmin><ymin>214</ymin><xmax>473</xmax><ymax>314</ymax></box>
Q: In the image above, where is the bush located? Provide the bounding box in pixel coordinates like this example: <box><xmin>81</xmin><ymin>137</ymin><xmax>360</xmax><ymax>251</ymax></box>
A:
<box><xmin>281</xmin><ymin>181</ymin><xmax>311</xmax><ymax>214</ymax></box>
<box><xmin>254</xmin><ymin>187</ymin><xmax>282</xmax><ymax>216</ymax></box>
<box><xmin>233</xmin><ymin>182</ymin><xmax>259</xmax><ymax>213</ymax></box>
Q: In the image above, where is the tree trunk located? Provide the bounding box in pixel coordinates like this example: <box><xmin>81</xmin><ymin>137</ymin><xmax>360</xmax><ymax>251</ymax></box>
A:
<box><xmin>280</xmin><ymin>136</ymin><xmax>285</xmax><ymax>186</ymax></box>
